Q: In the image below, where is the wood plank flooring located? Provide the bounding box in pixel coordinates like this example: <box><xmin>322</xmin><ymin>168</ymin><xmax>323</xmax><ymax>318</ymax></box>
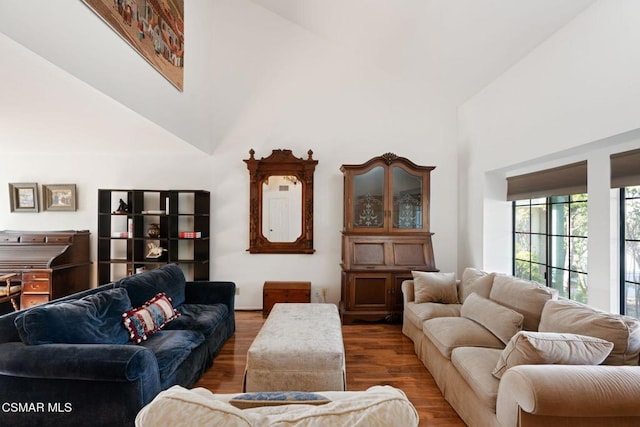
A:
<box><xmin>194</xmin><ymin>310</ymin><xmax>464</xmax><ymax>426</ymax></box>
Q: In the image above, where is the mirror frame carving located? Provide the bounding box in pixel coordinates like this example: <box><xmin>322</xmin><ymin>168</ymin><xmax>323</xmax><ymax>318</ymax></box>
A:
<box><xmin>244</xmin><ymin>149</ymin><xmax>318</xmax><ymax>254</ymax></box>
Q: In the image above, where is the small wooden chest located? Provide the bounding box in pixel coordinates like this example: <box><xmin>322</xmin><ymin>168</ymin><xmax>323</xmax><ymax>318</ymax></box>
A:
<box><xmin>263</xmin><ymin>281</ymin><xmax>311</xmax><ymax>317</ymax></box>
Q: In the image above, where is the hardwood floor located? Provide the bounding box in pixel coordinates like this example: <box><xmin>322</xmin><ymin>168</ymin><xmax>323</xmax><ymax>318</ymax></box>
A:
<box><xmin>194</xmin><ymin>310</ymin><xmax>464</xmax><ymax>426</ymax></box>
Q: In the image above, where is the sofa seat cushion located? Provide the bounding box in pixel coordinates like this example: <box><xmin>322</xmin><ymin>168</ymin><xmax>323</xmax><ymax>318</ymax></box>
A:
<box><xmin>116</xmin><ymin>264</ymin><xmax>186</xmax><ymax>308</ymax></box>
<box><xmin>15</xmin><ymin>288</ymin><xmax>132</xmax><ymax>345</ymax></box>
<box><xmin>489</xmin><ymin>274</ymin><xmax>557</xmax><ymax>331</ymax></box>
<box><xmin>539</xmin><ymin>299</ymin><xmax>640</xmax><ymax>365</ymax></box>
<box><xmin>404</xmin><ymin>301</ymin><xmax>461</xmax><ymax>330</ymax></box>
<box><xmin>451</xmin><ymin>347</ymin><xmax>502</xmax><ymax>412</ymax></box>
<box><xmin>423</xmin><ymin>317</ymin><xmax>504</xmax><ymax>360</ymax></box>
<box><xmin>139</xmin><ymin>330</ymin><xmax>205</xmax><ymax>386</ymax></box>
<box><xmin>165</xmin><ymin>303</ymin><xmax>229</xmax><ymax>336</ymax></box>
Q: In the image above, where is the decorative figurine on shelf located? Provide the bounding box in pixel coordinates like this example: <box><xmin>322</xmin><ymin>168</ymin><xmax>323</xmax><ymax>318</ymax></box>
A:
<box><xmin>147</xmin><ymin>223</ymin><xmax>160</xmax><ymax>238</ymax></box>
<box><xmin>114</xmin><ymin>199</ymin><xmax>129</xmax><ymax>214</ymax></box>
<box><xmin>146</xmin><ymin>242</ymin><xmax>166</xmax><ymax>259</ymax></box>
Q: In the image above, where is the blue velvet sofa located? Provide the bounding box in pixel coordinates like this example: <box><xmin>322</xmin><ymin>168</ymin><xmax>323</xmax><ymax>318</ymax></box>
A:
<box><xmin>0</xmin><ymin>264</ymin><xmax>235</xmax><ymax>427</ymax></box>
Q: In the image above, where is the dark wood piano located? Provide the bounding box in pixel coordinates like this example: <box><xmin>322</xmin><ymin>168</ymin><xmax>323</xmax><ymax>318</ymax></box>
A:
<box><xmin>0</xmin><ymin>230</ymin><xmax>91</xmax><ymax>310</ymax></box>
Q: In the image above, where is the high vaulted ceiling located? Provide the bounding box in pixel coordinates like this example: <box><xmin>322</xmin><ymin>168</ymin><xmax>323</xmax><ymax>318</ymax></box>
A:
<box><xmin>0</xmin><ymin>0</ymin><xmax>597</xmax><ymax>154</ymax></box>
<box><xmin>250</xmin><ymin>0</ymin><xmax>596</xmax><ymax>106</ymax></box>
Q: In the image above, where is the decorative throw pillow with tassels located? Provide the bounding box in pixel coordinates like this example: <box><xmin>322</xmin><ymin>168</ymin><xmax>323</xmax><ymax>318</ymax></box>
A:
<box><xmin>122</xmin><ymin>292</ymin><xmax>180</xmax><ymax>343</ymax></box>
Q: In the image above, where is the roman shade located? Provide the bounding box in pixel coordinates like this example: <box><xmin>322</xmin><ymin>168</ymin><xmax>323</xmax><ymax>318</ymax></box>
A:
<box><xmin>610</xmin><ymin>148</ymin><xmax>640</xmax><ymax>188</ymax></box>
<box><xmin>506</xmin><ymin>161</ymin><xmax>587</xmax><ymax>201</ymax></box>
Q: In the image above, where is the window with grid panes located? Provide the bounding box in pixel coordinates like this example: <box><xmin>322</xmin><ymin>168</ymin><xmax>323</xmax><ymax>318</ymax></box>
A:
<box><xmin>513</xmin><ymin>194</ymin><xmax>588</xmax><ymax>303</ymax></box>
<box><xmin>620</xmin><ymin>186</ymin><xmax>640</xmax><ymax>318</ymax></box>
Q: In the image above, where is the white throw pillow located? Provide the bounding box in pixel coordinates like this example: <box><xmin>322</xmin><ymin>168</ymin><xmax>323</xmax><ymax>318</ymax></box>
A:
<box><xmin>411</xmin><ymin>271</ymin><xmax>458</xmax><ymax>304</ymax></box>
<box><xmin>492</xmin><ymin>331</ymin><xmax>614</xmax><ymax>379</ymax></box>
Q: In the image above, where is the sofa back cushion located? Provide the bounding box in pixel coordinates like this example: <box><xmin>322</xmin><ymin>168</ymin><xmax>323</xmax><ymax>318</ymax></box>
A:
<box><xmin>14</xmin><ymin>288</ymin><xmax>132</xmax><ymax>345</ymax></box>
<box><xmin>461</xmin><ymin>293</ymin><xmax>524</xmax><ymax>345</ymax></box>
<box><xmin>539</xmin><ymin>298</ymin><xmax>640</xmax><ymax>365</ymax></box>
<box><xmin>459</xmin><ymin>268</ymin><xmax>495</xmax><ymax>303</ymax></box>
<box><xmin>489</xmin><ymin>274</ymin><xmax>557</xmax><ymax>331</ymax></box>
<box><xmin>115</xmin><ymin>264</ymin><xmax>186</xmax><ymax>308</ymax></box>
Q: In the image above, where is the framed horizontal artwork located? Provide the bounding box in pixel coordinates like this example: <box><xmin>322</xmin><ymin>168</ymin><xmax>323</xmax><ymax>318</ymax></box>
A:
<box><xmin>43</xmin><ymin>184</ymin><xmax>77</xmax><ymax>212</ymax></box>
<box><xmin>9</xmin><ymin>183</ymin><xmax>39</xmax><ymax>212</ymax></box>
<box><xmin>81</xmin><ymin>0</ymin><xmax>185</xmax><ymax>91</ymax></box>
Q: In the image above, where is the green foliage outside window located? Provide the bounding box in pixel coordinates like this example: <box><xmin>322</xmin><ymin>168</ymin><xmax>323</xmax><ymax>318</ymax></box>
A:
<box><xmin>513</xmin><ymin>194</ymin><xmax>588</xmax><ymax>303</ymax></box>
<box><xmin>623</xmin><ymin>186</ymin><xmax>640</xmax><ymax>318</ymax></box>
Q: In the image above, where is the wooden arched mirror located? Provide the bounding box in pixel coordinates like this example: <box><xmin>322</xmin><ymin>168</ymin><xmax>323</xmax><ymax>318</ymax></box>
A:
<box><xmin>244</xmin><ymin>149</ymin><xmax>318</xmax><ymax>254</ymax></box>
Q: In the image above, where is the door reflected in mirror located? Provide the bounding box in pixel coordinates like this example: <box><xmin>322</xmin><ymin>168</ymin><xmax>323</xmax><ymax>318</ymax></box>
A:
<box><xmin>262</xmin><ymin>176</ymin><xmax>302</xmax><ymax>242</ymax></box>
<box><xmin>244</xmin><ymin>149</ymin><xmax>318</xmax><ymax>253</ymax></box>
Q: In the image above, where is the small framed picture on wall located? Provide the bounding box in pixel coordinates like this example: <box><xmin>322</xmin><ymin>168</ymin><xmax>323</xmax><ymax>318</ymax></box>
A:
<box><xmin>43</xmin><ymin>184</ymin><xmax>77</xmax><ymax>211</ymax></box>
<box><xmin>8</xmin><ymin>183</ymin><xmax>39</xmax><ymax>212</ymax></box>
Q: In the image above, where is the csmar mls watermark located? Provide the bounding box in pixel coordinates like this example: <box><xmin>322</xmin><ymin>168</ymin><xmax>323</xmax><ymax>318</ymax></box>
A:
<box><xmin>2</xmin><ymin>402</ymin><xmax>72</xmax><ymax>413</ymax></box>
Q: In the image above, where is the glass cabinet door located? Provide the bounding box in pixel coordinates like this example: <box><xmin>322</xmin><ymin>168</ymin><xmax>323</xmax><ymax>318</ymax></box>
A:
<box><xmin>391</xmin><ymin>166</ymin><xmax>423</xmax><ymax>230</ymax></box>
<box><xmin>352</xmin><ymin>166</ymin><xmax>385</xmax><ymax>229</ymax></box>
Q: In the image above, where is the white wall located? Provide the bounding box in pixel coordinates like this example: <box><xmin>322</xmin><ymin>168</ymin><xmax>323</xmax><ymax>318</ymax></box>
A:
<box><xmin>459</xmin><ymin>0</ymin><xmax>640</xmax><ymax>312</ymax></box>
<box><xmin>0</xmin><ymin>32</ymin><xmax>211</xmax><ymax>285</ymax></box>
<box><xmin>208</xmin><ymin>3</ymin><xmax>458</xmax><ymax>308</ymax></box>
<box><xmin>11</xmin><ymin>0</ymin><xmax>640</xmax><ymax>314</ymax></box>
<box><xmin>0</xmin><ymin>0</ymin><xmax>216</xmax><ymax>153</ymax></box>
<box><xmin>12</xmin><ymin>0</ymin><xmax>638</xmax><ymax>313</ymax></box>
<box><xmin>0</xmin><ymin>2</ymin><xmax>459</xmax><ymax>310</ymax></box>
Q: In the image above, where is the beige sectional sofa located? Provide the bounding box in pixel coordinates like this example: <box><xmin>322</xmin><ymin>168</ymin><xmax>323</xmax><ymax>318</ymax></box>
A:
<box><xmin>402</xmin><ymin>268</ymin><xmax>640</xmax><ymax>427</ymax></box>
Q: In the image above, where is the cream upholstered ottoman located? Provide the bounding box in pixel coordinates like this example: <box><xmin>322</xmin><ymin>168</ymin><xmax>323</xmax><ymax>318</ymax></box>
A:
<box><xmin>244</xmin><ymin>303</ymin><xmax>346</xmax><ymax>392</ymax></box>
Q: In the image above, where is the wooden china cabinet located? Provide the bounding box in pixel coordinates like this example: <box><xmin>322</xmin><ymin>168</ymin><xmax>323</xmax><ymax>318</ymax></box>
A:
<box><xmin>340</xmin><ymin>153</ymin><xmax>437</xmax><ymax>324</ymax></box>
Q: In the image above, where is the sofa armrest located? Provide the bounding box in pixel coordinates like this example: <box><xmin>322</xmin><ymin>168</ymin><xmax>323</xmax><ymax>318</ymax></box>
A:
<box><xmin>401</xmin><ymin>280</ymin><xmax>415</xmax><ymax>305</ymax></box>
<box><xmin>497</xmin><ymin>365</ymin><xmax>640</xmax><ymax>426</ymax></box>
<box><xmin>184</xmin><ymin>281</ymin><xmax>235</xmax><ymax>310</ymax></box>
<box><xmin>0</xmin><ymin>342</ymin><xmax>160</xmax><ymax>383</ymax></box>
<box><xmin>0</xmin><ymin>342</ymin><xmax>162</xmax><ymax>426</ymax></box>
